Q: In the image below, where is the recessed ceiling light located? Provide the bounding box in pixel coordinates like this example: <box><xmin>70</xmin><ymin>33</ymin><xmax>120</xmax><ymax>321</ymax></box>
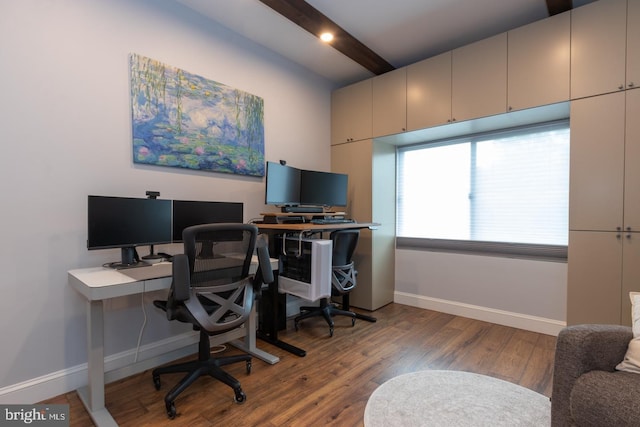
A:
<box><xmin>320</xmin><ymin>32</ymin><xmax>334</xmax><ymax>42</ymax></box>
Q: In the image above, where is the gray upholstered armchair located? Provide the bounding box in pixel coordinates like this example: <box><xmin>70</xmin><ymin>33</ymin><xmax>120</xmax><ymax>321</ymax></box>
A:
<box><xmin>551</xmin><ymin>324</ymin><xmax>640</xmax><ymax>426</ymax></box>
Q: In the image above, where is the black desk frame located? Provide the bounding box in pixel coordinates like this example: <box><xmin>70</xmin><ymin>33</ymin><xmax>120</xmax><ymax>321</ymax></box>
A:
<box><xmin>256</xmin><ymin>221</ymin><xmax>379</xmax><ymax>357</ymax></box>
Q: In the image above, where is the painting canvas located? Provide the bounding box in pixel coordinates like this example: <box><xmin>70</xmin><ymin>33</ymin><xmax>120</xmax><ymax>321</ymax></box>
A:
<box><xmin>130</xmin><ymin>54</ymin><xmax>265</xmax><ymax>176</ymax></box>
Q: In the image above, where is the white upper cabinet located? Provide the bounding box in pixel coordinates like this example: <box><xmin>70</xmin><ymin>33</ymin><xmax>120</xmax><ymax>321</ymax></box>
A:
<box><xmin>452</xmin><ymin>33</ymin><xmax>507</xmax><ymax>122</ymax></box>
<box><xmin>331</xmin><ymin>79</ymin><xmax>372</xmax><ymax>145</ymax></box>
<box><xmin>406</xmin><ymin>52</ymin><xmax>452</xmax><ymax>130</ymax></box>
<box><xmin>627</xmin><ymin>0</ymin><xmax>640</xmax><ymax>89</ymax></box>
<box><xmin>372</xmin><ymin>67</ymin><xmax>407</xmax><ymax>138</ymax></box>
<box><xmin>507</xmin><ymin>11</ymin><xmax>570</xmax><ymax>111</ymax></box>
<box><xmin>571</xmin><ymin>0</ymin><xmax>627</xmax><ymax>99</ymax></box>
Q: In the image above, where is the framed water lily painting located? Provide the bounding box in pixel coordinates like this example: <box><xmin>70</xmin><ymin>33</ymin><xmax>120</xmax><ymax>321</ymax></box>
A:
<box><xmin>130</xmin><ymin>53</ymin><xmax>265</xmax><ymax>176</ymax></box>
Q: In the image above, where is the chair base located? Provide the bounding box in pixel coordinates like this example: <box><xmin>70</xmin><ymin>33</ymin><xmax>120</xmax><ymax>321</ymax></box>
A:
<box><xmin>294</xmin><ymin>298</ymin><xmax>356</xmax><ymax>337</ymax></box>
<box><xmin>152</xmin><ymin>330</ymin><xmax>251</xmax><ymax>419</ymax></box>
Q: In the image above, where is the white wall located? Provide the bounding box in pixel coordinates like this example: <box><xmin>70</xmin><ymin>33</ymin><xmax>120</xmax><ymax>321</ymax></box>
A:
<box><xmin>0</xmin><ymin>0</ymin><xmax>333</xmax><ymax>400</ymax></box>
<box><xmin>394</xmin><ymin>249</ymin><xmax>567</xmax><ymax>335</ymax></box>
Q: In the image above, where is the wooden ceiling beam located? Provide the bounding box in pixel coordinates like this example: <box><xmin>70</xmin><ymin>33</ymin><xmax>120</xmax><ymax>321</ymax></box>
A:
<box><xmin>258</xmin><ymin>0</ymin><xmax>395</xmax><ymax>75</ymax></box>
<box><xmin>545</xmin><ymin>0</ymin><xmax>573</xmax><ymax>16</ymax></box>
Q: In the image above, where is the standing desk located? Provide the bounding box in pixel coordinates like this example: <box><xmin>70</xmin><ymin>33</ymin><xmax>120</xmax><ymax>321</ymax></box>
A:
<box><xmin>256</xmin><ymin>221</ymin><xmax>380</xmax><ymax>357</ymax></box>
<box><xmin>68</xmin><ymin>257</ymin><xmax>278</xmax><ymax>427</ymax></box>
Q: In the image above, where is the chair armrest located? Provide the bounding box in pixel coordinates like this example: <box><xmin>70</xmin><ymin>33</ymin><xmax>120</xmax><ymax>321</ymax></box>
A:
<box><xmin>254</xmin><ymin>235</ymin><xmax>274</xmax><ymax>290</ymax></box>
<box><xmin>172</xmin><ymin>254</ymin><xmax>191</xmax><ymax>301</ymax></box>
<box><xmin>551</xmin><ymin>324</ymin><xmax>633</xmax><ymax>426</ymax></box>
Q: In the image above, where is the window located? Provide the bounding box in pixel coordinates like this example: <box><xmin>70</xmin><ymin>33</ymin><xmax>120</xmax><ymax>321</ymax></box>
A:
<box><xmin>396</xmin><ymin>121</ymin><xmax>570</xmax><ymax>260</ymax></box>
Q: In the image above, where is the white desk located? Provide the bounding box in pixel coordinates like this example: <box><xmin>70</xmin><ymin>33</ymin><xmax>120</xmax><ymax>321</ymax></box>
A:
<box><xmin>69</xmin><ymin>258</ymin><xmax>278</xmax><ymax>427</ymax></box>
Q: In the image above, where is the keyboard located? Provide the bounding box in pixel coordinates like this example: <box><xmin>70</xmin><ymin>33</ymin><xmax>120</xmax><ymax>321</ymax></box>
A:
<box><xmin>310</xmin><ymin>218</ymin><xmax>356</xmax><ymax>225</ymax></box>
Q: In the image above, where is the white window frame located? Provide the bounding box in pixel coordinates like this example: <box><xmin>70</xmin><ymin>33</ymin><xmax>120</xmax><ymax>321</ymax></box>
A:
<box><xmin>396</xmin><ymin>120</ymin><xmax>569</xmax><ymax>262</ymax></box>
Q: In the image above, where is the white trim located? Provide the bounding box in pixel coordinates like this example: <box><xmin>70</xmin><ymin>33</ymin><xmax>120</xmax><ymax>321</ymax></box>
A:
<box><xmin>0</xmin><ymin>331</ymin><xmax>200</xmax><ymax>404</ymax></box>
<box><xmin>394</xmin><ymin>291</ymin><xmax>565</xmax><ymax>336</ymax></box>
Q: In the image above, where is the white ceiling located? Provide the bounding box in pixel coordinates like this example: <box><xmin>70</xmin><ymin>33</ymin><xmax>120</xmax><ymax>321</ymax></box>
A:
<box><xmin>178</xmin><ymin>0</ymin><xmax>597</xmax><ymax>87</ymax></box>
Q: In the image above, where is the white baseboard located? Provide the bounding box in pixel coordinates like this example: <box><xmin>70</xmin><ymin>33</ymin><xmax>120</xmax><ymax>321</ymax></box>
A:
<box><xmin>0</xmin><ymin>331</ymin><xmax>200</xmax><ymax>404</ymax></box>
<box><xmin>394</xmin><ymin>291</ymin><xmax>566</xmax><ymax>336</ymax></box>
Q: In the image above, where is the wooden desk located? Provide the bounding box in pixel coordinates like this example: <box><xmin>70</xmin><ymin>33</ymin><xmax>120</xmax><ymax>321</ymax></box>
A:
<box><xmin>69</xmin><ymin>257</ymin><xmax>278</xmax><ymax>427</ymax></box>
<box><xmin>257</xmin><ymin>221</ymin><xmax>380</xmax><ymax>233</ymax></box>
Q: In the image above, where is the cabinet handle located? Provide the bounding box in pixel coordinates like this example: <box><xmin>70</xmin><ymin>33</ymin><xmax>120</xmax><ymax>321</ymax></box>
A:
<box><xmin>619</xmin><ymin>84</ymin><xmax>625</xmax><ymax>90</ymax></box>
<box><xmin>508</xmin><ymin>106</ymin><xmax>513</xmax><ymax>111</ymax></box>
<box><xmin>629</xmin><ymin>82</ymin><xmax>635</xmax><ymax>88</ymax></box>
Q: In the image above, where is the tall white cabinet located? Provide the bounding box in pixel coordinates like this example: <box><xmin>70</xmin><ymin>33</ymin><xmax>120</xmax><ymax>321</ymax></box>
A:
<box><xmin>331</xmin><ymin>140</ymin><xmax>396</xmax><ymax>311</ymax></box>
<box><xmin>568</xmin><ymin>89</ymin><xmax>640</xmax><ymax>326</ymax></box>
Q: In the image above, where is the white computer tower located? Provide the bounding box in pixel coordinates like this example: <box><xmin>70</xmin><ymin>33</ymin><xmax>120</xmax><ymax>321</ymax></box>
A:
<box><xmin>278</xmin><ymin>237</ymin><xmax>332</xmax><ymax>302</ymax></box>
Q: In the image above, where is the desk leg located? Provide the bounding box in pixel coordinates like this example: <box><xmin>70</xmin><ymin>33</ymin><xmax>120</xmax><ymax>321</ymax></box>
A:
<box><xmin>256</xmin><ymin>279</ymin><xmax>306</xmax><ymax>357</ymax></box>
<box><xmin>76</xmin><ymin>300</ymin><xmax>118</xmax><ymax>427</ymax></box>
<box><xmin>231</xmin><ymin>304</ymin><xmax>280</xmax><ymax>364</ymax></box>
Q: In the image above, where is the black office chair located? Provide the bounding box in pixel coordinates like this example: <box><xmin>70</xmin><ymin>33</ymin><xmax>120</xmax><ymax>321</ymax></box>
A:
<box><xmin>151</xmin><ymin>223</ymin><xmax>273</xmax><ymax>419</ymax></box>
<box><xmin>294</xmin><ymin>229</ymin><xmax>360</xmax><ymax>337</ymax></box>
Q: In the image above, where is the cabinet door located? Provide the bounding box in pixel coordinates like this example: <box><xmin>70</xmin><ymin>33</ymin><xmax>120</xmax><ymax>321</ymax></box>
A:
<box><xmin>331</xmin><ymin>140</ymin><xmax>372</xmax><ymax>222</ymax></box>
<box><xmin>372</xmin><ymin>67</ymin><xmax>406</xmax><ymax>137</ymax></box>
<box><xmin>331</xmin><ymin>141</ymin><xmax>374</xmax><ymax>309</ymax></box>
<box><xmin>406</xmin><ymin>52</ymin><xmax>452</xmax><ymax>130</ymax></box>
<box><xmin>567</xmin><ymin>231</ymin><xmax>623</xmax><ymax>325</ymax></box>
<box><xmin>624</xmin><ymin>88</ymin><xmax>640</xmax><ymax>230</ymax></box>
<box><xmin>571</xmin><ymin>0</ymin><xmax>626</xmax><ymax>99</ymax></box>
<box><xmin>452</xmin><ymin>33</ymin><xmax>507</xmax><ymax>122</ymax></box>
<box><xmin>331</xmin><ymin>140</ymin><xmax>396</xmax><ymax>311</ymax></box>
<box><xmin>569</xmin><ymin>92</ymin><xmax>625</xmax><ymax>231</ymax></box>
<box><xmin>507</xmin><ymin>12</ymin><xmax>570</xmax><ymax>111</ymax></box>
<box><xmin>627</xmin><ymin>0</ymin><xmax>640</xmax><ymax>88</ymax></box>
<box><xmin>331</xmin><ymin>80</ymin><xmax>372</xmax><ymax>145</ymax></box>
<box><xmin>622</xmin><ymin>232</ymin><xmax>640</xmax><ymax>326</ymax></box>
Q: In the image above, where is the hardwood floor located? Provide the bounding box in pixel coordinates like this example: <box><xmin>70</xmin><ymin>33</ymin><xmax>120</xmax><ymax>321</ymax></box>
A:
<box><xmin>43</xmin><ymin>303</ymin><xmax>557</xmax><ymax>426</ymax></box>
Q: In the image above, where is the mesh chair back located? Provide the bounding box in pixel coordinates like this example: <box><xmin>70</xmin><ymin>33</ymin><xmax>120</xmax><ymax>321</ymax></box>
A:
<box><xmin>184</xmin><ymin>224</ymin><xmax>256</xmax><ymax>286</ymax></box>
<box><xmin>330</xmin><ymin>229</ymin><xmax>359</xmax><ymax>294</ymax></box>
<box><xmin>177</xmin><ymin>223</ymin><xmax>258</xmax><ymax>332</ymax></box>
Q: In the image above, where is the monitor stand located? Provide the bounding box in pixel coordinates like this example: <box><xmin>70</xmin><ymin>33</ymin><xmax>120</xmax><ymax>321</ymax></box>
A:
<box><xmin>108</xmin><ymin>247</ymin><xmax>149</xmax><ymax>270</ymax></box>
<box><xmin>142</xmin><ymin>244</ymin><xmax>164</xmax><ymax>264</ymax></box>
<box><xmin>281</xmin><ymin>205</ymin><xmax>323</xmax><ymax>214</ymax></box>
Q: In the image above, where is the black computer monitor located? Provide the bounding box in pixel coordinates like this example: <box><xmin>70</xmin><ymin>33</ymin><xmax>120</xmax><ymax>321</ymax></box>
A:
<box><xmin>172</xmin><ymin>200</ymin><xmax>244</xmax><ymax>242</ymax></box>
<box><xmin>300</xmin><ymin>170</ymin><xmax>348</xmax><ymax>207</ymax></box>
<box><xmin>265</xmin><ymin>161</ymin><xmax>301</xmax><ymax>206</ymax></box>
<box><xmin>87</xmin><ymin>195</ymin><xmax>172</xmax><ymax>268</ymax></box>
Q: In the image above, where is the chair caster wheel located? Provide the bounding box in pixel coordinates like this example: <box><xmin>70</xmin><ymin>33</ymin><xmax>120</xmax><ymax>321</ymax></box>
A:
<box><xmin>351</xmin><ymin>318</ymin><xmax>356</xmax><ymax>327</ymax></box>
<box><xmin>329</xmin><ymin>327</ymin><xmax>334</xmax><ymax>337</ymax></box>
<box><xmin>153</xmin><ymin>375</ymin><xmax>161</xmax><ymax>390</ymax></box>
<box><xmin>246</xmin><ymin>360</ymin><xmax>252</xmax><ymax>374</ymax></box>
<box><xmin>294</xmin><ymin>321</ymin><xmax>299</xmax><ymax>331</ymax></box>
<box><xmin>234</xmin><ymin>390</ymin><xmax>246</xmax><ymax>404</ymax></box>
<box><xmin>166</xmin><ymin>402</ymin><xmax>176</xmax><ymax>419</ymax></box>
